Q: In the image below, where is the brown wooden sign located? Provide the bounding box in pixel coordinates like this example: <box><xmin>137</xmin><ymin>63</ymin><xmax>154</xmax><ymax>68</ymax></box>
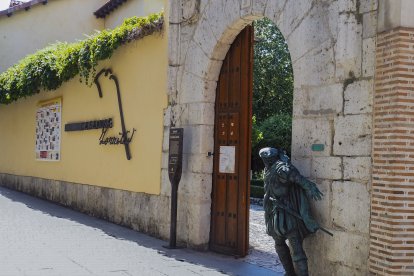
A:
<box><xmin>168</xmin><ymin>128</ymin><xmax>184</xmax><ymax>184</ymax></box>
<box><xmin>165</xmin><ymin>128</ymin><xmax>184</xmax><ymax>249</ymax></box>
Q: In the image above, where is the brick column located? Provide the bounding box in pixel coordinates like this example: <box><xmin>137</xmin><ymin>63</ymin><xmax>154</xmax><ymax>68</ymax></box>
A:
<box><xmin>370</xmin><ymin>27</ymin><xmax>414</xmax><ymax>275</ymax></box>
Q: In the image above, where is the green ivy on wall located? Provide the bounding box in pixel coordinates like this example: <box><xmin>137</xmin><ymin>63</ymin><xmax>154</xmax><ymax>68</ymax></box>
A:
<box><xmin>0</xmin><ymin>12</ymin><xmax>164</xmax><ymax>105</ymax></box>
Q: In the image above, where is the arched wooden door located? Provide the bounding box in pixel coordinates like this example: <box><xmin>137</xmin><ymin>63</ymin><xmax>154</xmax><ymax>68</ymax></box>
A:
<box><xmin>210</xmin><ymin>25</ymin><xmax>253</xmax><ymax>257</ymax></box>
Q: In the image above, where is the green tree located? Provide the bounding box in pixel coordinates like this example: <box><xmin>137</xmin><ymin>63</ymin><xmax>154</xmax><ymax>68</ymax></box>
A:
<box><xmin>251</xmin><ymin>18</ymin><xmax>293</xmax><ymax>174</ymax></box>
<box><xmin>253</xmin><ymin>18</ymin><xmax>293</xmax><ymax>122</ymax></box>
<box><xmin>251</xmin><ymin>114</ymin><xmax>292</xmax><ymax>172</ymax></box>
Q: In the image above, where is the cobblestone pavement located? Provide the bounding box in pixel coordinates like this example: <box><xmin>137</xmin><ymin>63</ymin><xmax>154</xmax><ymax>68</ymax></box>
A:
<box><xmin>243</xmin><ymin>203</ymin><xmax>284</xmax><ymax>274</ymax></box>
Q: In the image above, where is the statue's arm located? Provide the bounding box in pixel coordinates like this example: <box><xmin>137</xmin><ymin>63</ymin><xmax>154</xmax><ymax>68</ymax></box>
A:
<box><xmin>263</xmin><ymin>178</ymin><xmax>272</xmax><ymax>211</ymax></box>
<box><xmin>289</xmin><ymin>168</ymin><xmax>323</xmax><ymax>201</ymax></box>
<box><xmin>263</xmin><ymin>184</ymin><xmax>273</xmax><ymax>223</ymax></box>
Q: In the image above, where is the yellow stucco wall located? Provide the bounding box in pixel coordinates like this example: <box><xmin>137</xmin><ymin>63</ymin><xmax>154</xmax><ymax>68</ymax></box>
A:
<box><xmin>0</xmin><ymin>33</ymin><xmax>168</xmax><ymax>194</ymax></box>
<box><xmin>0</xmin><ymin>0</ymin><xmax>107</xmax><ymax>72</ymax></box>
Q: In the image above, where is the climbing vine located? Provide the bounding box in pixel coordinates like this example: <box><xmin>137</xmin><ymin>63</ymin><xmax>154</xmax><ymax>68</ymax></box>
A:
<box><xmin>0</xmin><ymin>12</ymin><xmax>164</xmax><ymax>104</ymax></box>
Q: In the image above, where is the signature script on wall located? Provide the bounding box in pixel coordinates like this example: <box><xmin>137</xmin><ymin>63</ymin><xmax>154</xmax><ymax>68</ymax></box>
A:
<box><xmin>64</xmin><ymin>69</ymin><xmax>136</xmax><ymax>160</ymax></box>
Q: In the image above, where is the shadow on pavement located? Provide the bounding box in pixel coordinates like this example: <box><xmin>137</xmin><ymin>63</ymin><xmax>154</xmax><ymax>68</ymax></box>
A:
<box><xmin>0</xmin><ymin>186</ymin><xmax>280</xmax><ymax>276</ymax></box>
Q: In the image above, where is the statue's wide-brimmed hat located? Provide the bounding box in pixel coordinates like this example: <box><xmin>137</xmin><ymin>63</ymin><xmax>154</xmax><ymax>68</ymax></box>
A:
<box><xmin>259</xmin><ymin>147</ymin><xmax>278</xmax><ymax>159</ymax></box>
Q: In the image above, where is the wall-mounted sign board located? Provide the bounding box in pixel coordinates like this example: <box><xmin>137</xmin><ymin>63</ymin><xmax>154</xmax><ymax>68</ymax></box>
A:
<box><xmin>61</xmin><ymin>69</ymin><xmax>135</xmax><ymax>160</ymax></box>
<box><xmin>35</xmin><ymin>97</ymin><xmax>62</xmax><ymax>161</ymax></box>
<box><xmin>166</xmin><ymin>128</ymin><xmax>184</xmax><ymax>249</ymax></box>
<box><xmin>65</xmin><ymin>118</ymin><xmax>113</xmax><ymax>131</ymax></box>
<box><xmin>168</xmin><ymin>128</ymin><xmax>183</xmax><ymax>184</ymax></box>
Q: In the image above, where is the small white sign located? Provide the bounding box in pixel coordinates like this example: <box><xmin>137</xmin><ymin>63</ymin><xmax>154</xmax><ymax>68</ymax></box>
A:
<box><xmin>219</xmin><ymin>146</ymin><xmax>236</xmax><ymax>173</ymax></box>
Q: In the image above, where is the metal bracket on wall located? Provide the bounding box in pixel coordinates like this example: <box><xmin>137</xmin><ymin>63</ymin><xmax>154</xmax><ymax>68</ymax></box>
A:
<box><xmin>94</xmin><ymin>68</ymin><xmax>132</xmax><ymax>160</ymax></box>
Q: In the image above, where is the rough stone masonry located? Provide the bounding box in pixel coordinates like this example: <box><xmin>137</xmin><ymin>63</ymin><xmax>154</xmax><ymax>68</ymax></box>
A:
<box><xmin>165</xmin><ymin>0</ymin><xmax>378</xmax><ymax>274</ymax></box>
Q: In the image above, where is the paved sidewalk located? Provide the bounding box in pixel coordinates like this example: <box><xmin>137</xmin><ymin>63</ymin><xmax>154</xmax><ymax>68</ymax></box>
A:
<box><xmin>0</xmin><ymin>187</ymin><xmax>282</xmax><ymax>276</ymax></box>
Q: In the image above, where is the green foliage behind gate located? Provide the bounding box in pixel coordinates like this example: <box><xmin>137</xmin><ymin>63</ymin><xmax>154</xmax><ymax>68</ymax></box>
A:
<box><xmin>251</xmin><ymin>18</ymin><xmax>293</xmax><ymax>174</ymax></box>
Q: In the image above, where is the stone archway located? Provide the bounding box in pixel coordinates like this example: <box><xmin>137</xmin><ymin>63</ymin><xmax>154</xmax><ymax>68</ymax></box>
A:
<box><xmin>166</xmin><ymin>0</ymin><xmax>377</xmax><ymax>274</ymax></box>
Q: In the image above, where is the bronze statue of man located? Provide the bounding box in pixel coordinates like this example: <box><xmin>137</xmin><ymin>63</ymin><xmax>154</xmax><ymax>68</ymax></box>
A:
<box><xmin>259</xmin><ymin>147</ymin><xmax>323</xmax><ymax>276</ymax></box>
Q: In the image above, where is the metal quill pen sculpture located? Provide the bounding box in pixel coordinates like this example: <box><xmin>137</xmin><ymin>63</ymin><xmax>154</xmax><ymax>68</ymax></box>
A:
<box><xmin>259</xmin><ymin>147</ymin><xmax>333</xmax><ymax>276</ymax></box>
<box><xmin>94</xmin><ymin>68</ymin><xmax>136</xmax><ymax>160</ymax></box>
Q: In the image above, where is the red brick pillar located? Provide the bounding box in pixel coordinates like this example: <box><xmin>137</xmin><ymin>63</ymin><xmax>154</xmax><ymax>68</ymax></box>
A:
<box><xmin>370</xmin><ymin>27</ymin><xmax>414</xmax><ymax>275</ymax></box>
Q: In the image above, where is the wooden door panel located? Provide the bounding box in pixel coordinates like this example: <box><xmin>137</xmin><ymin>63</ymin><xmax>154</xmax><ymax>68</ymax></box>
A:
<box><xmin>229</xmin><ymin>37</ymin><xmax>241</xmax><ymax>108</ymax></box>
<box><xmin>237</xmin><ymin>24</ymin><xmax>253</xmax><ymax>255</ymax></box>
<box><xmin>228</xmin><ymin>113</ymin><xmax>239</xmax><ymax>146</ymax></box>
<box><xmin>218</xmin><ymin>60</ymin><xmax>229</xmax><ymax>109</ymax></box>
<box><xmin>214</xmin><ymin>176</ymin><xmax>227</xmax><ymax>246</ymax></box>
<box><xmin>217</xmin><ymin>115</ymin><xmax>228</xmax><ymax>145</ymax></box>
<box><xmin>210</xmin><ymin>25</ymin><xmax>253</xmax><ymax>257</ymax></box>
<box><xmin>226</xmin><ymin>174</ymin><xmax>238</xmax><ymax>248</ymax></box>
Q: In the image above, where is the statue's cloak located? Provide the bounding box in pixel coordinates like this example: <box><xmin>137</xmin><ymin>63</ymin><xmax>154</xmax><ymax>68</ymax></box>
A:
<box><xmin>263</xmin><ymin>160</ymin><xmax>319</xmax><ymax>239</ymax></box>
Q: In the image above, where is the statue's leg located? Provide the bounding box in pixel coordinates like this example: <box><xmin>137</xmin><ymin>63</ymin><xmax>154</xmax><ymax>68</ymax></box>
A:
<box><xmin>274</xmin><ymin>236</ymin><xmax>296</xmax><ymax>276</ymax></box>
<box><xmin>288</xmin><ymin>235</ymin><xmax>308</xmax><ymax>276</ymax></box>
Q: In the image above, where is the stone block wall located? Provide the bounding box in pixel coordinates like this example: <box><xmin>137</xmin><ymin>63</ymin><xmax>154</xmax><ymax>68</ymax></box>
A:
<box><xmin>370</xmin><ymin>27</ymin><xmax>414</xmax><ymax>275</ymax></box>
<box><xmin>0</xmin><ymin>174</ymin><xmax>171</xmax><ymax>242</ymax></box>
<box><xmin>166</xmin><ymin>0</ymin><xmax>378</xmax><ymax>274</ymax></box>
<box><xmin>285</xmin><ymin>1</ymin><xmax>377</xmax><ymax>275</ymax></box>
